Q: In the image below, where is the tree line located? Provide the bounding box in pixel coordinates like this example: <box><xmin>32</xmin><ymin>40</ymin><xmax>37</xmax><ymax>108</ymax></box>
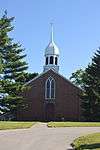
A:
<box><xmin>70</xmin><ymin>48</ymin><xmax>100</xmax><ymax>121</ymax></box>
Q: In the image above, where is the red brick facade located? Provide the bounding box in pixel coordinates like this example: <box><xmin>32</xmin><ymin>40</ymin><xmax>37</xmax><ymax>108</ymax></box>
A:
<box><xmin>17</xmin><ymin>69</ymin><xmax>81</xmax><ymax>121</ymax></box>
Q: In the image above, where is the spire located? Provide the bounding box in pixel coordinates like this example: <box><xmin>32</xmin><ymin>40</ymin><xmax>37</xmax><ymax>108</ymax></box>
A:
<box><xmin>43</xmin><ymin>23</ymin><xmax>60</xmax><ymax>73</ymax></box>
<box><xmin>50</xmin><ymin>23</ymin><xmax>54</xmax><ymax>43</ymax></box>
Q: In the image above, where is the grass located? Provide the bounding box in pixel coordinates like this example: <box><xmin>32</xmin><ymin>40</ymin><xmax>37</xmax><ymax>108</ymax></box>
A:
<box><xmin>47</xmin><ymin>122</ymin><xmax>100</xmax><ymax>127</ymax></box>
<box><xmin>0</xmin><ymin>121</ymin><xmax>36</xmax><ymax>130</ymax></box>
<box><xmin>72</xmin><ymin>133</ymin><xmax>100</xmax><ymax>150</ymax></box>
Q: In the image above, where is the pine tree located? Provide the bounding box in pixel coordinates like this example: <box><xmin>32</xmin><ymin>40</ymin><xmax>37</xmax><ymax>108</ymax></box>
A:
<box><xmin>70</xmin><ymin>69</ymin><xmax>86</xmax><ymax>88</ymax></box>
<box><xmin>0</xmin><ymin>11</ymin><xmax>13</xmax><ymax>114</ymax></box>
<box><xmin>0</xmin><ymin>52</ymin><xmax>4</xmax><ymax>114</ymax></box>
<box><xmin>20</xmin><ymin>72</ymin><xmax>38</xmax><ymax>83</ymax></box>
<box><xmin>3</xmin><ymin>43</ymin><xmax>28</xmax><ymax>114</ymax></box>
<box><xmin>0</xmin><ymin>11</ymin><xmax>28</xmax><ymax>115</ymax></box>
<box><xmin>82</xmin><ymin>48</ymin><xmax>100</xmax><ymax>121</ymax></box>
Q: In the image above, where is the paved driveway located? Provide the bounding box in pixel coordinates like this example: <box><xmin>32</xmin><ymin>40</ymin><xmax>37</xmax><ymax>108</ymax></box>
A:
<box><xmin>0</xmin><ymin>123</ymin><xmax>100</xmax><ymax>150</ymax></box>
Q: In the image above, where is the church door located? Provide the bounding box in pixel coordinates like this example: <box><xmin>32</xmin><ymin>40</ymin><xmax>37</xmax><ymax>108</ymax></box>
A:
<box><xmin>45</xmin><ymin>103</ymin><xmax>55</xmax><ymax>121</ymax></box>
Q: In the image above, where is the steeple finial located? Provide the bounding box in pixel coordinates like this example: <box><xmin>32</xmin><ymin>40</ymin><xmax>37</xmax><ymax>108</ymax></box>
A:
<box><xmin>50</xmin><ymin>23</ymin><xmax>54</xmax><ymax>42</ymax></box>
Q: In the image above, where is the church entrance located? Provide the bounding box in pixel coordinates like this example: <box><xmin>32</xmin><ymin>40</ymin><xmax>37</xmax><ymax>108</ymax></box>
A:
<box><xmin>45</xmin><ymin>103</ymin><xmax>55</xmax><ymax>121</ymax></box>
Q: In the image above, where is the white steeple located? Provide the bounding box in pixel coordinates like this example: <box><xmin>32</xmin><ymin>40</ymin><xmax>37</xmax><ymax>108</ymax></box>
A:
<box><xmin>43</xmin><ymin>24</ymin><xmax>60</xmax><ymax>72</ymax></box>
<box><xmin>51</xmin><ymin>23</ymin><xmax>53</xmax><ymax>42</ymax></box>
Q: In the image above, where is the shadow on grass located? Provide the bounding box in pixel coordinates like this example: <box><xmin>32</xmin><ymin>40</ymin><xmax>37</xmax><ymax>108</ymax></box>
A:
<box><xmin>77</xmin><ymin>143</ymin><xmax>100</xmax><ymax>149</ymax></box>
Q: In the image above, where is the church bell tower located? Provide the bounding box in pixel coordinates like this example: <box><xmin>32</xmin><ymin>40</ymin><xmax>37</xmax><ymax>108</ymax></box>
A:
<box><xmin>43</xmin><ymin>24</ymin><xmax>60</xmax><ymax>73</ymax></box>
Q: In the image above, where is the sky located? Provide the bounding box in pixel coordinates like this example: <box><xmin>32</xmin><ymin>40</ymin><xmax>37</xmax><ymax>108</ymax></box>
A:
<box><xmin>0</xmin><ymin>0</ymin><xmax>100</xmax><ymax>78</ymax></box>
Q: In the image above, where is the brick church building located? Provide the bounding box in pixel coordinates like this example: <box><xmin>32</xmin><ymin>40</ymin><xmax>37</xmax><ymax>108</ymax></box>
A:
<box><xmin>17</xmin><ymin>25</ymin><xmax>81</xmax><ymax>121</ymax></box>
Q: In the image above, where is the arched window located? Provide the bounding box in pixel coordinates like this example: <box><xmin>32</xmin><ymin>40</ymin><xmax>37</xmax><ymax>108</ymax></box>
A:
<box><xmin>46</xmin><ymin>79</ymin><xmax>50</xmax><ymax>98</ymax></box>
<box><xmin>45</xmin><ymin>77</ymin><xmax>55</xmax><ymax>99</ymax></box>
<box><xmin>55</xmin><ymin>57</ymin><xmax>58</xmax><ymax>65</ymax></box>
<box><xmin>51</xmin><ymin>79</ymin><xmax>55</xmax><ymax>98</ymax></box>
<box><xmin>46</xmin><ymin>57</ymin><xmax>48</xmax><ymax>65</ymax></box>
<box><xmin>50</xmin><ymin>56</ymin><xmax>53</xmax><ymax>64</ymax></box>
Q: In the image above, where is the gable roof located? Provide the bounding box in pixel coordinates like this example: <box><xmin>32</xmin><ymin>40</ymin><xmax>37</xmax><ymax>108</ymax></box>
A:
<box><xmin>25</xmin><ymin>69</ymin><xmax>81</xmax><ymax>90</ymax></box>
<box><xmin>24</xmin><ymin>71</ymin><xmax>47</xmax><ymax>86</ymax></box>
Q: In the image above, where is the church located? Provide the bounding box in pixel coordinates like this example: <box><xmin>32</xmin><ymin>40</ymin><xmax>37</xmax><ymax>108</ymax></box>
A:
<box><xmin>17</xmin><ymin>25</ymin><xmax>81</xmax><ymax>121</ymax></box>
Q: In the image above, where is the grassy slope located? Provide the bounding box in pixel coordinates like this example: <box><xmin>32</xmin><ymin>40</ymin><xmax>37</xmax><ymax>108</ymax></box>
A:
<box><xmin>48</xmin><ymin>122</ymin><xmax>100</xmax><ymax>127</ymax></box>
<box><xmin>0</xmin><ymin>121</ymin><xmax>35</xmax><ymax>130</ymax></box>
<box><xmin>72</xmin><ymin>133</ymin><xmax>100</xmax><ymax>150</ymax></box>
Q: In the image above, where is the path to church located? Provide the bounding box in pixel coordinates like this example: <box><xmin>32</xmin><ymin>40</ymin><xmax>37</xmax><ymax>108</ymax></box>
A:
<box><xmin>0</xmin><ymin>123</ymin><xmax>100</xmax><ymax>150</ymax></box>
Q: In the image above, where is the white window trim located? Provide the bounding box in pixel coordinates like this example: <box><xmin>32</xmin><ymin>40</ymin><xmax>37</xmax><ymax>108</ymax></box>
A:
<box><xmin>45</xmin><ymin>76</ymin><xmax>55</xmax><ymax>99</ymax></box>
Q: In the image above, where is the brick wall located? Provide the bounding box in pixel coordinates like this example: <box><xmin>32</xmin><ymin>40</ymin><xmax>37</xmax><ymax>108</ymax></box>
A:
<box><xmin>17</xmin><ymin>70</ymin><xmax>81</xmax><ymax>121</ymax></box>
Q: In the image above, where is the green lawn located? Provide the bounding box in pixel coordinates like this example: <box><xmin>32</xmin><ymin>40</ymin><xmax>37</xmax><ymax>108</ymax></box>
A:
<box><xmin>48</xmin><ymin>122</ymin><xmax>100</xmax><ymax>127</ymax></box>
<box><xmin>0</xmin><ymin>121</ymin><xmax>36</xmax><ymax>130</ymax></box>
<box><xmin>72</xmin><ymin>133</ymin><xmax>100</xmax><ymax>150</ymax></box>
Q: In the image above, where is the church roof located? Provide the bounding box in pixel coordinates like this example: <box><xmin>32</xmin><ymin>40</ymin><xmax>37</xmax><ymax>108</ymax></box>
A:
<box><xmin>45</xmin><ymin>41</ymin><xmax>59</xmax><ymax>56</ymax></box>
<box><xmin>25</xmin><ymin>69</ymin><xmax>81</xmax><ymax>90</ymax></box>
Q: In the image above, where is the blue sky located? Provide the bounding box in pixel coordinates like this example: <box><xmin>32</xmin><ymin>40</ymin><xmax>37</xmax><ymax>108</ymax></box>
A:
<box><xmin>1</xmin><ymin>0</ymin><xmax>100</xmax><ymax>78</ymax></box>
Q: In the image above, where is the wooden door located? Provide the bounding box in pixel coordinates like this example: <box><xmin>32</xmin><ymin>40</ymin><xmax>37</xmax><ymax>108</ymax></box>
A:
<box><xmin>45</xmin><ymin>103</ymin><xmax>55</xmax><ymax>121</ymax></box>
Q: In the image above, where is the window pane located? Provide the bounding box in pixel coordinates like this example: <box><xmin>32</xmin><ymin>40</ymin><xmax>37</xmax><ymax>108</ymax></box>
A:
<box><xmin>51</xmin><ymin>80</ymin><xmax>54</xmax><ymax>88</ymax></box>
<box><xmin>51</xmin><ymin>80</ymin><xmax>55</xmax><ymax>98</ymax></box>
<box><xmin>47</xmin><ymin>88</ymin><xmax>50</xmax><ymax>98</ymax></box>
<box><xmin>46</xmin><ymin>80</ymin><xmax>50</xmax><ymax>98</ymax></box>
<box><xmin>51</xmin><ymin>88</ymin><xmax>54</xmax><ymax>98</ymax></box>
<box><xmin>47</xmin><ymin>80</ymin><xmax>50</xmax><ymax>88</ymax></box>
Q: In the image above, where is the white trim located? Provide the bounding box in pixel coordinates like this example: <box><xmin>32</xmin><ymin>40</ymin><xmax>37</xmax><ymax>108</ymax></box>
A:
<box><xmin>45</xmin><ymin>76</ymin><xmax>55</xmax><ymax>99</ymax></box>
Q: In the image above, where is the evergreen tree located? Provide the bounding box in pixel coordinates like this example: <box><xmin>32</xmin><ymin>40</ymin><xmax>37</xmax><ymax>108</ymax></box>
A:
<box><xmin>0</xmin><ymin>53</ymin><xmax>3</xmax><ymax>73</ymax></box>
<box><xmin>0</xmin><ymin>11</ymin><xmax>28</xmax><ymax>115</ymax></box>
<box><xmin>0</xmin><ymin>53</ymin><xmax>3</xmax><ymax>114</ymax></box>
<box><xmin>20</xmin><ymin>72</ymin><xmax>38</xmax><ymax>83</ymax></box>
<box><xmin>0</xmin><ymin>11</ymin><xmax>12</xmax><ymax>113</ymax></box>
<box><xmin>70</xmin><ymin>48</ymin><xmax>100</xmax><ymax>121</ymax></box>
<box><xmin>70</xmin><ymin>69</ymin><xmax>86</xmax><ymax>88</ymax></box>
<box><xmin>82</xmin><ymin>48</ymin><xmax>100</xmax><ymax>121</ymax></box>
